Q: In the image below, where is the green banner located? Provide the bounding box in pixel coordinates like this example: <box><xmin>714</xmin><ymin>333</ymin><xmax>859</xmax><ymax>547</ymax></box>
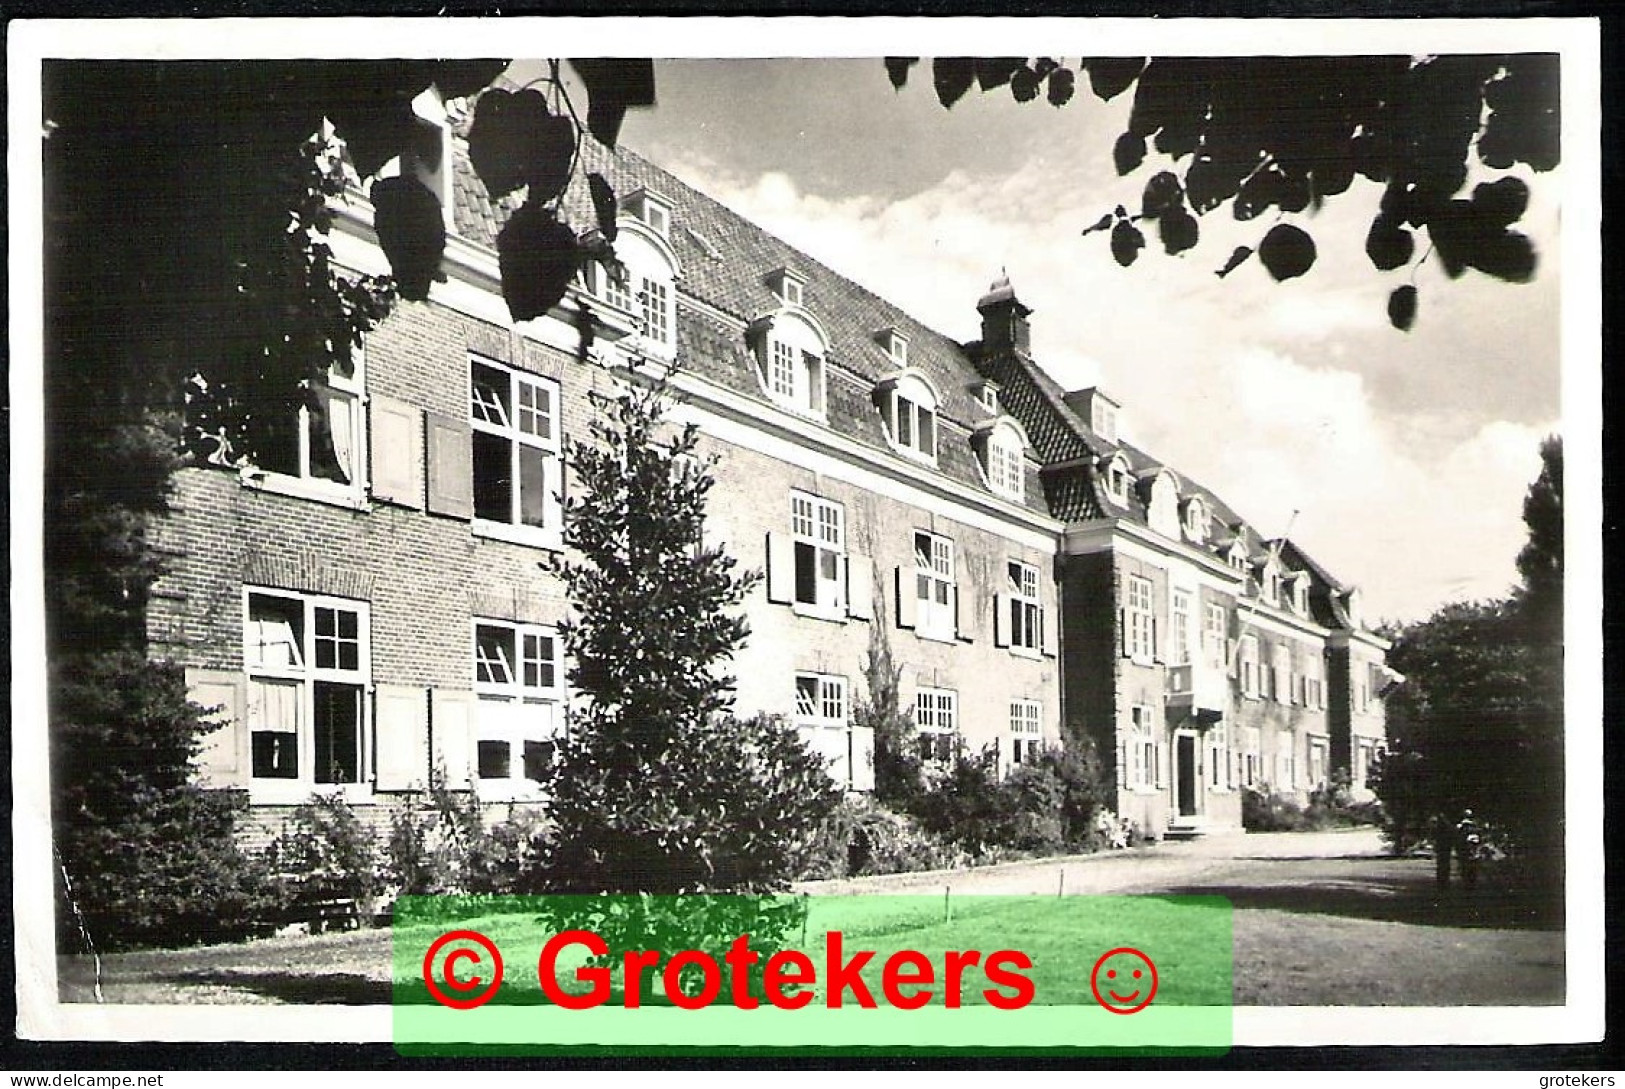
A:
<box><xmin>392</xmin><ymin>893</ymin><xmax>1232</xmax><ymax>1056</ymax></box>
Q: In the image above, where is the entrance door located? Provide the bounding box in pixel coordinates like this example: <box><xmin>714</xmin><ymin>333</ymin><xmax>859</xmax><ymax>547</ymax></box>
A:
<box><xmin>1176</xmin><ymin>735</ymin><xmax>1198</xmax><ymax>817</ymax></box>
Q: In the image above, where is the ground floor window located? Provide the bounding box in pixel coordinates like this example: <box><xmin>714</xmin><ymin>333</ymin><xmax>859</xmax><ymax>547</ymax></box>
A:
<box><xmin>1010</xmin><ymin>699</ymin><xmax>1043</xmax><ymax>766</ymax></box>
<box><xmin>1355</xmin><ymin>739</ymin><xmax>1382</xmax><ymax>790</ymax></box>
<box><xmin>914</xmin><ymin>687</ymin><xmax>958</xmax><ymax>765</ymax></box>
<box><xmin>1307</xmin><ymin>736</ymin><xmax>1330</xmax><ymax>788</ymax></box>
<box><xmin>1240</xmin><ymin>726</ymin><xmax>1262</xmax><ymax>789</ymax></box>
<box><xmin>796</xmin><ymin>672</ymin><xmax>852</xmax><ymax>786</ymax></box>
<box><xmin>244</xmin><ymin>589</ymin><xmax>369</xmax><ymax>790</ymax></box>
<box><xmin>473</xmin><ymin>620</ymin><xmax>564</xmax><ymax>794</ymax></box>
<box><xmin>1275</xmin><ymin>729</ymin><xmax>1296</xmax><ymax>791</ymax></box>
<box><xmin>1127</xmin><ymin>704</ymin><xmax>1159</xmax><ymax>790</ymax></box>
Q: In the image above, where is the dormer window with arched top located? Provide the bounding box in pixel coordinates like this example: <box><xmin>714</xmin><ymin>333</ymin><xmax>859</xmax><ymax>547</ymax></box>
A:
<box><xmin>1262</xmin><ymin>561</ymin><xmax>1282</xmax><ymax>606</ymax></box>
<box><xmin>581</xmin><ymin>209</ymin><xmax>680</xmax><ymax>358</ymax></box>
<box><xmin>1103</xmin><ymin>453</ymin><xmax>1132</xmax><ymax>507</ymax></box>
<box><xmin>1344</xmin><ymin>588</ymin><xmax>1364</xmax><ymax>629</ymax></box>
<box><xmin>748</xmin><ymin>305</ymin><xmax>828</xmax><ymax>418</ymax></box>
<box><xmin>1146</xmin><ymin>469</ymin><xmax>1181</xmax><ymax>538</ymax></box>
<box><xmin>973</xmin><ymin>417</ymin><xmax>1030</xmax><ymax>503</ymax></box>
<box><xmin>1182</xmin><ymin>496</ymin><xmax>1208</xmax><ymax>545</ymax></box>
<box><xmin>876</xmin><ymin>369</ymin><xmax>939</xmax><ymax>463</ymax></box>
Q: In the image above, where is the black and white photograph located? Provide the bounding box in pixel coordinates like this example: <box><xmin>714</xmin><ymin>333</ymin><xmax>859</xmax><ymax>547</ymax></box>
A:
<box><xmin>7</xmin><ymin>15</ymin><xmax>1604</xmax><ymax>1066</ymax></box>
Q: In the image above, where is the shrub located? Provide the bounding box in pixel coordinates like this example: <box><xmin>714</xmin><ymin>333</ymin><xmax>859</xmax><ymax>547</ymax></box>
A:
<box><xmin>267</xmin><ymin>792</ymin><xmax>380</xmax><ymax>911</ymax></box>
<box><xmin>53</xmin><ymin>653</ymin><xmax>279</xmax><ymax>951</ymax></box>
<box><xmin>1241</xmin><ymin>786</ymin><xmax>1311</xmax><ymax>832</ymax></box>
<box><xmin>383</xmin><ymin>772</ymin><xmax>490</xmax><ymax>897</ymax></box>
<box><xmin>910</xmin><ymin>739</ymin><xmax>1109</xmax><ymax>857</ymax></box>
<box><xmin>797</xmin><ymin>794</ymin><xmax>965</xmax><ymax>879</ymax></box>
<box><xmin>467</xmin><ymin>806</ymin><xmax>554</xmax><ymax>895</ymax></box>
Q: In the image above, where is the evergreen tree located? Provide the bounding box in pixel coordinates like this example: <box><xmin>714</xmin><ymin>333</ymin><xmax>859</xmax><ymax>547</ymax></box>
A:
<box><xmin>541</xmin><ymin>362</ymin><xmax>839</xmax><ymax>898</ymax></box>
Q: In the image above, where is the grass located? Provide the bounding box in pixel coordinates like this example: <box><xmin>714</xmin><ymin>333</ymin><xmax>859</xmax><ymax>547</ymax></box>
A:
<box><xmin>58</xmin><ymin>846</ymin><xmax>1562</xmax><ymax>1008</ymax></box>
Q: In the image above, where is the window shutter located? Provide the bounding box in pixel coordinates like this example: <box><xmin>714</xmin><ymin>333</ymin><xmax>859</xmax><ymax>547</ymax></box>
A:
<box><xmin>1041</xmin><ymin>607</ymin><xmax>1056</xmax><ymax>658</ymax></box>
<box><xmin>765</xmin><ymin>532</ymin><xmax>795</xmax><ymax>605</ymax></box>
<box><xmin>1119</xmin><ymin>608</ymin><xmax>1129</xmax><ymax>658</ymax></box>
<box><xmin>1152</xmin><ymin>616</ymin><xmax>1162</xmax><ymax>663</ymax></box>
<box><xmin>954</xmin><ymin>585</ymin><xmax>974</xmax><ymax>643</ymax></box>
<box><xmin>188</xmin><ymin>669</ymin><xmax>247</xmax><ymax>788</ymax></box>
<box><xmin>993</xmin><ymin>592</ymin><xmax>1011</xmax><ymax>648</ymax></box>
<box><xmin>543</xmin><ymin>453</ymin><xmax>564</xmax><ymax>532</ymax></box>
<box><xmin>845</xmin><ymin>555</ymin><xmax>873</xmax><ymax>621</ymax></box>
<box><xmin>368</xmin><ymin>394</ymin><xmax>423</xmax><ymax>508</ymax></box>
<box><xmin>425</xmin><ymin>412</ymin><xmax>473</xmax><ymax>519</ymax></box>
<box><xmin>429</xmin><ymin>687</ymin><xmax>476</xmax><ymax>790</ymax></box>
<box><xmin>895</xmin><ymin>566</ymin><xmax>916</xmax><ymax>629</ymax></box>
<box><xmin>1155</xmin><ymin>742</ymin><xmax>1167</xmax><ymax>789</ymax></box>
<box><xmin>849</xmin><ymin>724</ymin><xmax>875</xmax><ymax>792</ymax></box>
<box><xmin>375</xmin><ymin>684</ymin><xmax>429</xmax><ymax>792</ymax></box>
<box><xmin>1227</xmin><ymin>639</ymin><xmax>1239</xmax><ymax>677</ymax></box>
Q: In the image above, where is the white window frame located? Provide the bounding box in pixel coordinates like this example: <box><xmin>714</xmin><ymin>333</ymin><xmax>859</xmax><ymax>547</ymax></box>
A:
<box><xmin>1202</xmin><ymin>602</ymin><xmax>1227</xmax><ymax>670</ymax></box>
<box><xmin>795</xmin><ymin>672</ymin><xmax>851</xmax><ymax>787</ymax></box>
<box><xmin>242</xmin><ymin>346</ymin><xmax>368</xmax><ymax>510</ymax></box>
<box><xmin>243</xmin><ymin>588</ymin><xmax>371</xmax><ymax>802</ymax></box>
<box><xmin>1127</xmin><ymin>704</ymin><xmax>1157</xmax><ymax>791</ymax></box>
<box><xmin>1183</xmin><ymin>498</ymin><xmax>1207</xmax><ymax>544</ymax></box>
<box><xmin>890</xmin><ymin>392</ymin><xmax>937</xmax><ymax>462</ymax></box>
<box><xmin>1302</xmin><ymin>656</ymin><xmax>1326</xmax><ymax>710</ymax></box>
<box><xmin>1126</xmin><ymin>575</ymin><xmax>1155</xmax><ymax>663</ymax></box>
<box><xmin>1172</xmin><ymin>589</ymin><xmax>1192</xmax><ymax>667</ymax></box>
<box><xmin>1106</xmin><ymin>455</ymin><xmax>1131</xmax><ymax>505</ymax></box>
<box><xmin>1208</xmin><ymin>721</ymin><xmax>1230</xmax><ymax>791</ymax></box>
<box><xmin>1275</xmin><ymin>729</ymin><xmax>1296</xmax><ymax>791</ymax></box>
<box><xmin>1010</xmin><ymin>699</ymin><xmax>1043</xmax><ymax>768</ymax></box>
<box><xmin>1007</xmin><ymin>559</ymin><xmax>1044</xmax><ymax>654</ymax></box>
<box><xmin>1307</xmin><ymin>736</ymin><xmax>1330</xmax><ymax>789</ymax></box>
<box><xmin>1092</xmin><ymin>400</ymin><xmax>1118</xmax><ymax>443</ymax></box>
<box><xmin>1241</xmin><ymin>726</ymin><xmax>1262</xmax><ymax>788</ymax></box>
<box><xmin>1272</xmin><ymin>643</ymin><xmax>1291</xmax><ymax>703</ymax></box>
<box><xmin>790</xmin><ymin>491</ymin><xmax>845</xmax><ymax>618</ymax></box>
<box><xmin>469</xmin><ymin>355</ymin><xmax>563</xmax><ymax>550</ymax></box>
<box><xmin>473</xmin><ymin>619</ymin><xmax>565</xmax><ymax>799</ymax></box>
<box><xmin>1239</xmin><ymin>634</ymin><xmax>1261</xmax><ymax>699</ymax></box>
<box><xmin>755</xmin><ymin>311</ymin><xmax>827</xmax><ymax>419</ymax></box>
<box><xmin>914</xmin><ymin>687</ymin><xmax>958</xmax><ymax>765</ymax></box>
<box><xmin>986</xmin><ymin>435</ymin><xmax>1024</xmax><ymax>501</ymax></box>
<box><xmin>913</xmin><ymin>530</ymin><xmax>956</xmax><ymax>641</ymax></box>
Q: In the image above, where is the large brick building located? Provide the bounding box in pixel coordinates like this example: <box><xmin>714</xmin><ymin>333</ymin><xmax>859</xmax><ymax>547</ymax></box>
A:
<box><xmin>148</xmin><ymin>92</ymin><xmax>1390</xmax><ymax>839</ymax></box>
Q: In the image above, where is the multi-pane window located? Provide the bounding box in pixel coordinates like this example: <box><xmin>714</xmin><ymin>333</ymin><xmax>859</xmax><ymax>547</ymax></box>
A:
<box><xmin>1301</xmin><ymin>657</ymin><xmax>1326</xmax><ymax>709</ymax></box>
<box><xmin>255</xmin><ymin>352</ymin><xmax>366</xmax><ymax>493</ymax></box>
<box><xmin>795</xmin><ymin>673</ymin><xmax>851</xmax><ymax>786</ymax></box>
<box><xmin>638</xmin><ymin>276</ymin><xmax>671</xmax><ymax>347</ymax></box>
<box><xmin>1128</xmin><ymin>704</ymin><xmax>1157</xmax><ymax>790</ymax></box>
<box><xmin>892</xmin><ymin>394</ymin><xmax>936</xmax><ymax>460</ymax></box>
<box><xmin>987</xmin><ymin>438</ymin><xmax>1024</xmax><ymax>501</ymax></box>
<box><xmin>1126</xmin><ymin>575</ymin><xmax>1155</xmax><ymax>662</ymax></box>
<box><xmin>597</xmin><ymin>262</ymin><xmax>635</xmax><ymax>314</ymax></box>
<box><xmin>473</xmin><ymin>620</ymin><xmax>563</xmax><ymax>790</ymax></box>
<box><xmin>1308</xmin><ymin>737</ymin><xmax>1329</xmax><ymax>788</ymax></box>
<box><xmin>1356</xmin><ymin>740</ymin><xmax>1381</xmax><ymax>790</ymax></box>
<box><xmin>1275</xmin><ymin>729</ymin><xmax>1296</xmax><ymax>790</ymax></box>
<box><xmin>470</xmin><ymin>357</ymin><xmax>561</xmax><ymax>535</ymax></box>
<box><xmin>914</xmin><ymin>530</ymin><xmax>955</xmax><ymax>639</ymax></box>
<box><xmin>1202</xmin><ymin>602</ymin><xmax>1227</xmax><ymax>669</ymax></box>
<box><xmin>1241</xmin><ymin>726</ymin><xmax>1262</xmax><ymax>788</ymax></box>
<box><xmin>769</xmin><ymin>339</ymin><xmax>797</xmax><ymax>398</ymax></box>
<box><xmin>1008</xmin><ymin>560</ymin><xmax>1043</xmax><ymax>652</ymax></box>
<box><xmin>914</xmin><ymin>687</ymin><xmax>958</xmax><ymax>765</ymax></box>
<box><xmin>1209</xmin><ymin>722</ymin><xmax>1229</xmax><ymax>789</ymax></box>
<box><xmin>790</xmin><ymin>491</ymin><xmax>844</xmax><ymax>613</ymax></box>
<box><xmin>1010</xmin><ymin>699</ymin><xmax>1043</xmax><ymax>766</ymax></box>
<box><xmin>1271</xmin><ymin>644</ymin><xmax>1291</xmax><ymax>703</ymax></box>
<box><xmin>1172</xmin><ymin>589</ymin><xmax>1192</xmax><ymax>666</ymax></box>
<box><xmin>761</xmin><ymin>333</ymin><xmax>824</xmax><ymax>415</ymax></box>
<box><xmin>1239</xmin><ymin>634</ymin><xmax>1261</xmax><ymax>698</ymax></box>
<box><xmin>245</xmin><ymin>591</ymin><xmax>368</xmax><ymax>788</ymax></box>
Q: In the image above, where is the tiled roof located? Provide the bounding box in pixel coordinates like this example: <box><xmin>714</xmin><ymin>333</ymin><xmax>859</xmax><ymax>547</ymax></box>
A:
<box><xmin>443</xmin><ymin>105</ymin><xmax>1051</xmax><ymax>516</ymax></box>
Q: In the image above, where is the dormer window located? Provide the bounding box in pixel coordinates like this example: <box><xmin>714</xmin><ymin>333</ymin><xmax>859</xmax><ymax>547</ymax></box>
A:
<box><xmin>971</xmin><ymin>380</ymin><xmax>1000</xmax><ymax>415</ymax></box>
<box><xmin>1182</xmin><ymin>497</ymin><xmax>1208</xmax><ymax>544</ymax></box>
<box><xmin>623</xmin><ymin>189</ymin><xmax>671</xmax><ymax>237</ymax></box>
<box><xmin>581</xmin><ymin>210</ymin><xmax>680</xmax><ymax>358</ymax></box>
<box><xmin>1288</xmin><ymin>574</ymin><xmax>1309</xmax><ymax>615</ymax></box>
<box><xmin>1227</xmin><ymin>541</ymin><xmax>1250</xmax><ymax>575</ymax></box>
<box><xmin>876</xmin><ymin>370</ymin><xmax>939</xmax><ymax>464</ymax></box>
<box><xmin>1103</xmin><ymin>453</ymin><xmax>1132</xmax><ymax>506</ymax></box>
<box><xmin>1092</xmin><ymin>400</ymin><xmax>1118</xmax><ymax>443</ymax></box>
<box><xmin>768</xmin><ymin>268</ymin><xmax>805</xmax><ymax>308</ymax></box>
<box><xmin>1263</xmin><ymin>566</ymin><xmax>1282</xmax><ymax>605</ymax></box>
<box><xmin>878</xmin><ymin>328</ymin><xmax>909</xmax><ymax>367</ymax></box>
<box><xmin>1145</xmin><ymin>469</ymin><xmax>1181</xmax><ymax>538</ymax></box>
<box><xmin>974</xmin><ymin>418</ymin><xmax>1029</xmax><ymax>503</ymax></box>
<box><xmin>749</xmin><ymin>308</ymin><xmax>828</xmax><ymax>418</ymax></box>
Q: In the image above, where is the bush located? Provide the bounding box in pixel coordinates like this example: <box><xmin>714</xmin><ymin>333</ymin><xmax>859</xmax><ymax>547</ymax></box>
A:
<box><xmin>267</xmin><ymin>792</ymin><xmax>380</xmax><ymax>911</ymax></box>
<box><xmin>797</xmin><ymin>794</ymin><xmax>966</xmax><ymax>879</ymax></box>
<box><xmin>53</xmin><ymin>653</ymin><xmax>279</xmax><ymax>951</ymax></box>
<box><xmin>910</xmin><ymin>740</ymin><xmax>1109</xmax><ymax>857</ymax></box>
<box><xmin>1243</xmin><ymin>782</ymin><xmax>1385</xmax><ymax>833</ymax></box>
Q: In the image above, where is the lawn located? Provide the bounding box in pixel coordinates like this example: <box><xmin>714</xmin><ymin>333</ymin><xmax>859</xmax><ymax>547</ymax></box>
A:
<box><xmin>57</xmin><ymin>848</ymin><xmax>1563</xmax><ymax>1008</ymax></box>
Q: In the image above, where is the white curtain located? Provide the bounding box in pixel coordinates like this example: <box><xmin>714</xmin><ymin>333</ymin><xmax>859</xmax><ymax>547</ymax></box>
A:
<box><xmin>321</xmin><ymin>385</ymin><xmax>357</xmax><ymax>484</ymax></box>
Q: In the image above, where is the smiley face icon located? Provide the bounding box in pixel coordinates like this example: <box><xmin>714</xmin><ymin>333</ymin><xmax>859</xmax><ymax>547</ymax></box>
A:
<box><xmin>1090</xmin><ymin>947</ymin><xmax>1158</xmax><ymax>1014</ymax></box>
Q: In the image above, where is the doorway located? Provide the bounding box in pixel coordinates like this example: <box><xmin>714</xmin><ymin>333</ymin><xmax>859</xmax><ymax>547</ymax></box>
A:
<box><xmin>1176</xmin><ymin>735</ymin><xmax>1198</xmax><ymax>817</ymax></box>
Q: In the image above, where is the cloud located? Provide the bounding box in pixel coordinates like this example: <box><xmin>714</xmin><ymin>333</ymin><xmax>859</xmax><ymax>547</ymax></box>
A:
<box><xmin>665</xmin><ymin>153</ymin><xmax>1556</xmax><ymax>623</ymax></box>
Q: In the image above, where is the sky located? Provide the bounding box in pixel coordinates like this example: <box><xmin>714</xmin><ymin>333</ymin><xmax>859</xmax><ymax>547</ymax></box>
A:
<box><xmin>614</xmin><ymin>58</ymin><xmax>1563</xmax><ymax>625</ymax></box>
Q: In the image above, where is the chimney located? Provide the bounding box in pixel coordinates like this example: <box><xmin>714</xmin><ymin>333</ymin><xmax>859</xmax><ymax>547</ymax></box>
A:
<box><xmin>976</xmin><ymin>271</ymin><xmax>1032</xmax><ymax>355</ymax></box>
